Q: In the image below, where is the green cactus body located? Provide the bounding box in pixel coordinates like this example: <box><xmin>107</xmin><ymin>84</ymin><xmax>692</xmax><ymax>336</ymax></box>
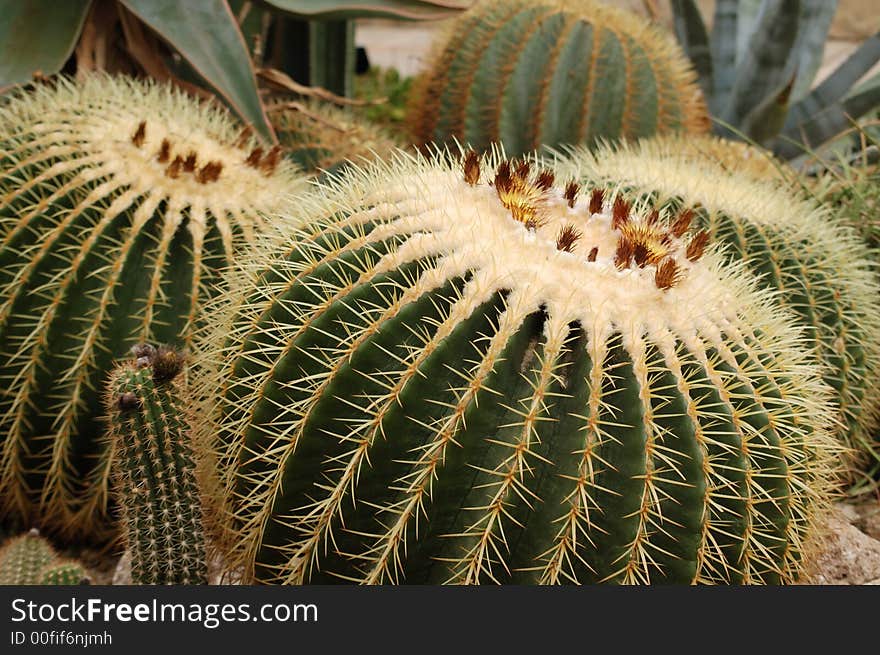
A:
<box><xmin>0</xmin><ymin>529</ymin><xmax>89</xmax><ymax>584</ymax></box>
<box><xmin>407</xmin><ymin>0</ymin><xmax>709</xmax><ymax>156</ymax></box>
<box><xmin>271</xmin><ymin>101</ymin><xmax>399</xmax><ymax>173</ymax></box>
<box><xmin>558</xmin><ymin>135</ymin><xmax>880</xmax><ymax>472</ymax></box>
<box><xmin>191</xmin><ymin>151</ymin><xmax>838</xmax><ymax>584</ymax></box>
<box><xmin>106</xmin><ymin>345</ymin><xmax>207</xmax><ymax>585</ymax></box>
<box><xmin>39</xmin><ymin>561</ymin><xmax>89</xmax><ymax>585</ymax></box>
<box><xmin>0</xmin><ymin>75</ymin><xmax>304</xmax><ymax>542</ymax></box>
<box><xmin>0</xmin><ymin>530</ymin><xmax>57</xmax><ymax>584</ymax></box>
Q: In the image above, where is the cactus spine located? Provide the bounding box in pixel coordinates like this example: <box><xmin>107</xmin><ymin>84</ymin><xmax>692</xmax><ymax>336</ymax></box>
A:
<box><xmin>0</xmin><ymin>75</ymin><xmax>304</xmax><ymax>542</ymax></box>
<box><xmin>407</xmin><ymin>0</ymin><xmax>709</xmax><ymax>156</ymax></box>
<box><xmin>559</xmin><ymin>135</ymin><xmax>880</xmax><ymax>472</ymax></box>
<box><xmin>0</xmin><ymin>529</ymin><xmax>89</xmax><ymax>584</ymax></box>
<box><xmin>106</xmin><ymin>345</ymin><xmax>207</xmax><ymax>585</ymax></box>
<box><xmin>191</xmin><ymin>150</ymin><xmax>838</xmax><ymax>584</ymax></box>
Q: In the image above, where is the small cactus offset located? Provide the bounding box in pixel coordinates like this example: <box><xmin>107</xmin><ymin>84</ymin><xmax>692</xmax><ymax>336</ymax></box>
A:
<box><xmin>0</xmin><ymin>529</ymin><xmax>89</xmax><ymax>585</ymax></box>
<box><xmin>191</xmin><ymin>150</ymin><xmax>839</xmax><ymax>584</ymax></box>
<box><xmin>407</xmin><ymin>0</ymin><xmax>709</xmax><ymax>156</ymax></box>
<box><xmin>0</xmin><ymin>75</ymin><xmax>304</xmax><ymax>542</ymax></box>
<box><xmin>106</xmin><ymin>345</ymin><xmax>207</xmax><ymax>585</ymax></box>
<box><xmin>559</xmin><ymin>135</ymin><xmax>880</xmax><ymax>472</ymax></box>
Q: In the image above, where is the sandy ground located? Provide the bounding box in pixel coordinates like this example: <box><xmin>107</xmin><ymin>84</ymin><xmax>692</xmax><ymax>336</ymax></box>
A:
<box><xmin>355</xmin><ymin>0</ymin><xmax>880</xmax><ymax>81</ymax></box>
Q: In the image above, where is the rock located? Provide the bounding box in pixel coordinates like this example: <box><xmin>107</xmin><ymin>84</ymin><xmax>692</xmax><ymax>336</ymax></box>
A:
<box><xmin>803</xmin><ymin>507</ymin><xmax>880</xmax><ymax>584</ymax></box>
<box><xmin>112</xmin><ymin>551</ymin><xmax>132</xmax><ymax>585</ymax></box>
<box><xmin>853</xmin><ymin>500</ymin><xmax>880</xmax><ymax>541</ymax></box>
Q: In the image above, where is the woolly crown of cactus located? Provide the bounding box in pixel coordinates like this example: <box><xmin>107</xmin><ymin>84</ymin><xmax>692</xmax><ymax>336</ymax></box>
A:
<box><xmin>191</xmin><ymin>149</ymin><xmax>839</xmax><ymax>585</ymax></box>
<box><xmin>0</xmin><ymin>74</ymin><xmax>304</xmax><ymax>542</ymax></box>
<box><xmin>622</xmin><ymin>134</ymin><xmax>793</xmax><ymax>184</ymax></box>
<box><xmin>407</xmin><ymin>0</ymin><xmax>709</xmax><ymax>156</ymax></box>
<box><xmin>557</xmin><ymin>134</ymin><xmax>880</xmax><ymax>471</ymax></box>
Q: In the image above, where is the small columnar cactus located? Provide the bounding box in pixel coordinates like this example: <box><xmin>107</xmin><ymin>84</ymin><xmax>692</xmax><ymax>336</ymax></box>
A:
<box><xmin>191</xmin><ymin>150</ymin><xmax>838</xmax><ymax>584</ymax></box>
<box><xmin>407</xmin><ymin>0</ymin><xmax>709</xmax><ymax>156</ymax></box>
<box><xmin>0</xmin><ymin>529</ymin><xmax>89</xmax><ymax>585</ymax></box>
<box><xmin>558</xmin><ymin>135</ymin><xmax>880</xmax><ymax>472</ymax></box>
<box><xmin>0</xmin><ymin>75</ymin><xmax>304</xmax><ymax>542</ymax></box>
<box><xmin>270</xmin><ymin>101</ymin><xmax>400</xmax><ymax>173</ymax></box>
<box><xmin>106</xmin><ymin>345</ymin><xmax>207</xmax><ymax>585</ymax></box>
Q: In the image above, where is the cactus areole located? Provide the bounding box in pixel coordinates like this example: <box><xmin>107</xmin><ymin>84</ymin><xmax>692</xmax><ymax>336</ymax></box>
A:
<box><xmin>0</xmin><ymin>75</ymin><xmax>303</xmax><ymax>542</ymax></box>
<box><xmin>193</xmin><ymin>150</ymin><xmax>837</xmax><ymax>585</ymax></box>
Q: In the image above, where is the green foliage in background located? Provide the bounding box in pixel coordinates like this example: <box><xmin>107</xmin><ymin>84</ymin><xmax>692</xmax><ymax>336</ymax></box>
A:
<box><xmin>353</xmin><ymin>67</ymin><xmax>413</xmax><ymax>131</ymax></box>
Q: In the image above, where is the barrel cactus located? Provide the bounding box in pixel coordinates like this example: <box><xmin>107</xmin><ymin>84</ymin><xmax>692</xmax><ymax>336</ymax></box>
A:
<box><xmin>558</xmin><ymin>134</ymin><xmax>880</xmax><ymax>473</ymax></box>
<box><xmin>407</xmin><ymin>0</ymin><xmax>709</xmax><ymax>156</ymax></box>
<box><xmin>106</xmin><ymin>344</ymin><xmax>207</xmax><ymax>585</ymax></box>
<box><xmin>0</xmin><ymin>74</ymin><xmax>304</xmax><ymax>543</ymax></box>
<box><xmin>0</xmin><ymin>529</ymin><xmax>90</xmax><ymax>585</ymax></box>
<box><xmin>191</xmin><ymin>150</ymin><xmax>838</xmax><ymax>585</ymax></box>
<box><xmin>270</xmin><ymin>101</ymin><xmax>399</xmax><ymax>173</ymax></box>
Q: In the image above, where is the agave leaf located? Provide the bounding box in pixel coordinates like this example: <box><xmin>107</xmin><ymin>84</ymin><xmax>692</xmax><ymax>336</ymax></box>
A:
<box><xmin>722</xmin><ymin>0</ymin><xmax>801</xmax><ymax>128</ymax></box>
<box><xmin>709</xmin><ymin>0</ymin><xmax>739</xmax><ymax>113</ymax></box>
<box><xmin>734</xmin><ymin>0</ymin><xmax>764</xmax><ymax>67</ymax></box>
<box><xmin>785</xmin><ymin>30</ymin><xmax>880</xmax><ymax>133</ymax></box>
<box><xmin>259</xmin><ymin>0</ymin><xmax>471</xmax><ymax>20</ymax></box>
<box><xmin>788</xmin><ymin>0</ymin><xmax>837</xmax><ymax>100</ymax></box>
<box><xmin>120</xmin><ymin>0</ymin><xmax>275</xmax><ymax>143</ymax></box>
<box><xmin>669</xmin><ymin>0</ymin><xmax>712</xmax><ymax>98</ymax></box>
<box><xmin>775</xmin><ymin>82</ymin><xmax>880</xmax><ymax>159</ymax></box>
<box><xmin>851</xmin><ymin>70</ymin><xmax>880</xmax><ymax>96</ymax></box>
<box><xmin>0</xmin><ymin>0</ymin><xmax>92</xmax><ymax>89</ymax></box>
<box><xmin>739</xmin><ymin>74</ymin><xmax>796</xmax><ymax>145</ymax></box>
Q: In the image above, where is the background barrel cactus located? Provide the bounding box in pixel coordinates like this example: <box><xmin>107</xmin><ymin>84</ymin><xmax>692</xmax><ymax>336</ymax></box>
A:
<box><xmin>270</xmin><ymin>100</ymin><xmax>400</xmax><ymax>173</ymax></box>
<box><xmin>0</xmin><ymin>75</ymin><xmax>304</xmax><ymax>543</ymax></box>
<box><xmin>191</xmin><ymin>150</ymin><xmax>838</xmax><ymax>585</ymax></box>
<box><xmin>558</xmin><ymin>134</ymin><xmax>880</xmax><ymax>476</ymax></box>
<box><xmin>407</xmin><ymin>0</ymin><xmax>709</xmax><ymax>156</ymax></box>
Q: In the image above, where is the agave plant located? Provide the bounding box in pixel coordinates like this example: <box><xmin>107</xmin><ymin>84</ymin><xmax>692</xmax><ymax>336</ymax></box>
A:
<box><xmin>670</xmin><ymin>0</ymin><xmax>880</xmax><ymax>159</ymax></box>
<box><xmin>0</xmin><ymin>0</ymin><xmax>470</xmax><ymax>141</ymax></box>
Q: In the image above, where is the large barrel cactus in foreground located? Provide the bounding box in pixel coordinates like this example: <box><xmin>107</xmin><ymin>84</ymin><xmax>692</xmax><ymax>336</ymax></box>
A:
<box><xmin>0</xmin><ymin>75</ymin><xmax>304</xmax><ymax>542</ymax></box>
<box><xmin>192</xmin><ymin>150</ymin><xmax>839</xmax><ymax>584</ymax></box>
<box><xmin>558</xmin><ymin>135</ymin><xmax>880</xmax><ymax>473</ymax></box>
<box><xmin>407</xmin><ymin>0</ymin><xmax>709</xmax><ymax>156</ymax></box>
